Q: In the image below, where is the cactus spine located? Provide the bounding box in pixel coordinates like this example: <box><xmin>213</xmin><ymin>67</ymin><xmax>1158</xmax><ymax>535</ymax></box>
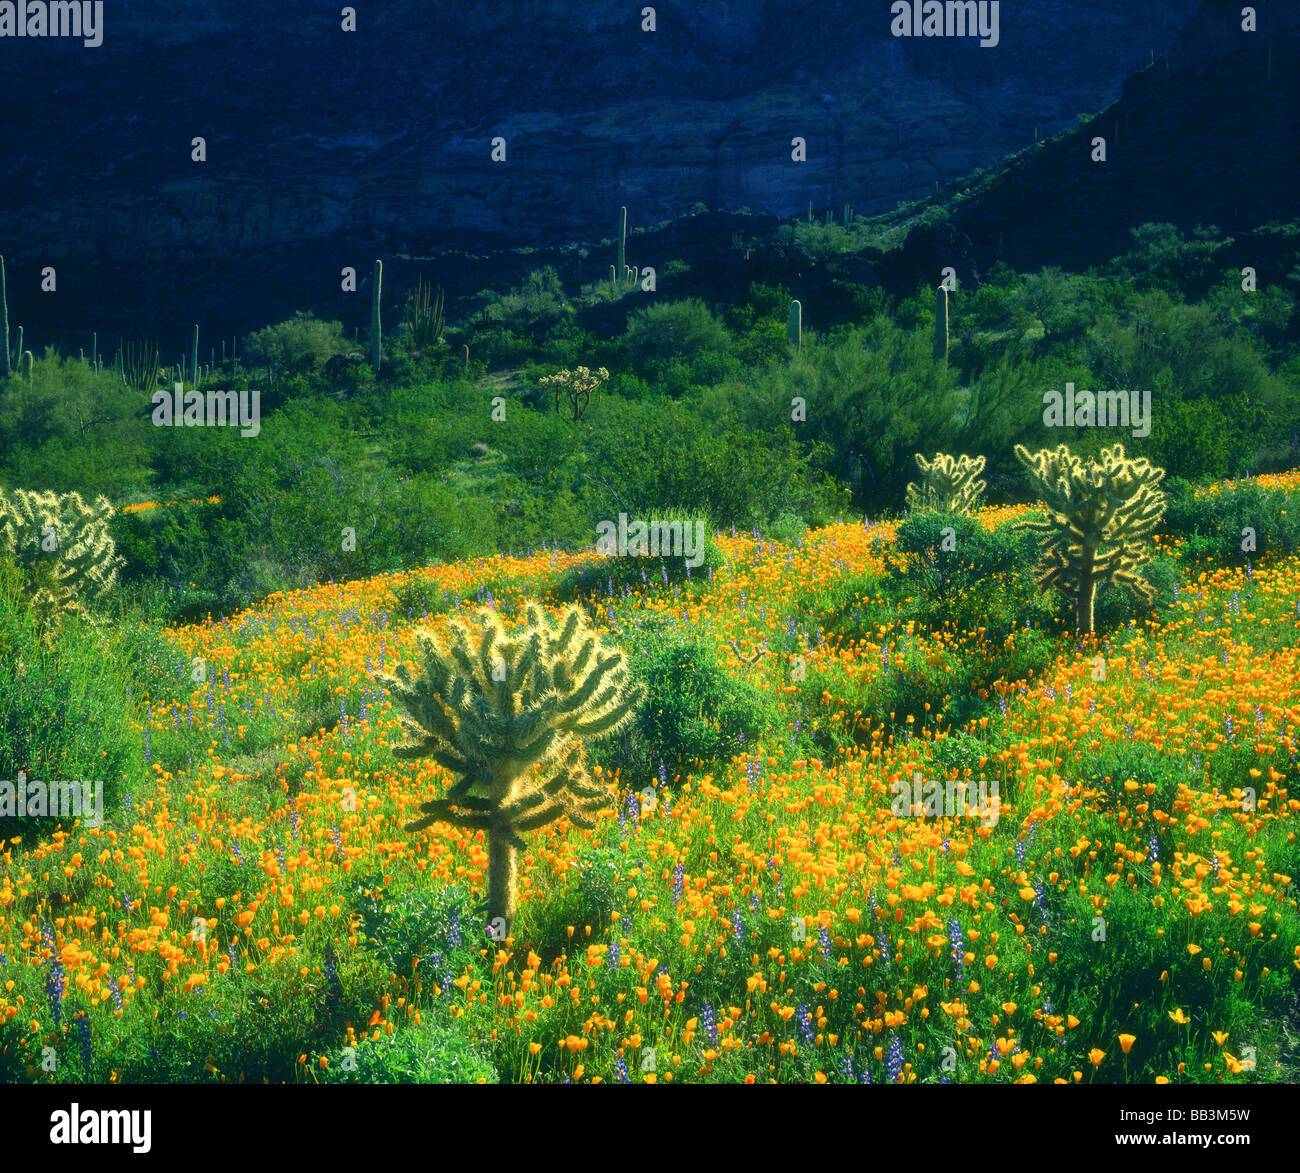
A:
<box><xmin>0</xmin><ymin>255</ymin><xmax>9</xmax><ymax>377</ymax></box>
<box><xmin>0</xmin><ymin>487</ymin><xmax>125</xmax><ymax>634</ymax></box>
<box><xmin>906</xmin><ymin>452</ymin><xmax>987</xmax><ymax>514</ymax></box>
<box><xmin>371</xmin><ymin>259</ymin><xmax>383</xmax><ymax>373</ymax></box>
<box><xmin>934</xmin><ymin>285</ymin><xmax>949</xmax><ymax>363</ymax></box>
<box><xmin>788</xmin><ymin>299</ymin><xmax>802</xmax><ymax>352</ymax></box>
<box><xmin>1014</xmin><ymin>443</ymin><xmax>1167</xmax><ymax>635</ymax></box>
<box><xmin>378</xmin><ymin>603</ymin><xmax>643</xmax><ymax>937</ymax></box>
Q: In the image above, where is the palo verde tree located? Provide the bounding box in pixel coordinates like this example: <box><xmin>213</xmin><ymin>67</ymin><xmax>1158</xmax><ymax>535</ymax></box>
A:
<box><xmin>905</xmin><ymin>452</ymin><xmax>987</xmax><ymax>514</ymax></box>
<box><xmin>1013</xmin><ymin>443</ymin><xmax>1167</xmax><ymax>635</ymax></box>
<box><xmin>378</xmin><ymin>603</ymin><xmax>643</xmax><ymax>938</ymax></box>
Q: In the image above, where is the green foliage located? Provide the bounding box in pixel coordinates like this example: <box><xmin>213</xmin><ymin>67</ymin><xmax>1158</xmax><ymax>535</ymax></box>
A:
<box><xmin>701</xmin><ymin>317</ymin><xmax>962</xmax><ymax>510</ymax></box>
<box><xmin>1162</xmin><ymin>478</ymin><xmax>1300</xmax><ymax>562</ymax></box>
<box><xmin>621</xmin><ymin>298</ymin><xmax>732</xmax><ymax>381</ymax></box>
<box><xmin>0</xmin><ymin>567</ymin><xmax>135</xmax><ymax>846</ymax></box>
<box><xmin>590</xmin><ymin>618</ymin><xmax>768</xmax><ymax>785</ymax></box>
<box><xmin>479</xmin><ymin>267</ymin><xmax>570</xmax><ymax>339</ymax></box>
<box><xmin>552</xmin><ymin>510</ymin><xmax>723</xmax><ymax>603</ymax></box>
<box><xmin>320</xmin><ymin>1018</ymin><xmax>499</xmax><ymax>1084</ymax></box>
<box><xmin>244</xmin><ymin>313</ymin><xmax>348</xmax><ymax>376</ymax></box>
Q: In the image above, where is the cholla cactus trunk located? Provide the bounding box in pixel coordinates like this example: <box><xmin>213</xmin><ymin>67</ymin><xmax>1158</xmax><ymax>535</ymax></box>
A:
<box><xmin>906</xmin><ymin>452</ymin><xmax>987</xmax><ymax>514</ymax></box>
<box><xmin>378</xmin><ymin>603</ymin><xmax>643</xmax><ymax>937</ymax></box>
<box><xmin>1014</xmin><ymin>443</ymin><xmax>1167</xmax><ymax>636</ymax></box>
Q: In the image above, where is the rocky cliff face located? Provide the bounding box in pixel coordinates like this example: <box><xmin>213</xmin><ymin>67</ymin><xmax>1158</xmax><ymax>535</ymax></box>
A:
<box><xmin>0</xmin><ymin>0</ymin><xmax>1210</xmax><ymax>345</ymax></box>
<box><xmin>936</xmin><ymin>0</ymin><xmax>1299</xmax><ymax>278</ymax></box>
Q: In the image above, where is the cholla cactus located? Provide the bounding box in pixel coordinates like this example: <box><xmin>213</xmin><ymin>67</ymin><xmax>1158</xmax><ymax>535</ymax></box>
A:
<box><xmin>1014</xmin><ymin>443</ymin><xmax>1166</xmax><ymax>635</ymax></box>
<box><xmin>905</xmin><ymin>452</ymin><xmax>987</xmax><ymax>514</ymax></box>
<box><xmin>0</xmin><ymin>488</ymin><xmax>124</xmax><ymax>631</ymax></box>
<box><xmin>539</xmin><ymin>366</ymin><xmax>609</xmax><ymax>421</ymax></box>
<box><xmin>378</xmin><ymin>603</ymin><xmax>643</xmax><ymax>937</ymax></box>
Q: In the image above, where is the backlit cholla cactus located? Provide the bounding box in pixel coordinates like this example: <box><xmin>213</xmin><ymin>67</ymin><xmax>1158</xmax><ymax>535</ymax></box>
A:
<box><xmin>1014</xmin><ymin>443</ymin><xmax>1167</xmax><ymax>635</ymax></box>
<box><xmin>378</xmin><ymin>603</ymin><xmax>643</xmax><ymax>937</ymax></box>
<box><xmin>905</xmin><ymin>452</ymin><xmax>987</xmax><ymax>514</ymax></box>
<box><xmin>0</xmin><ymin>488</ymin><xmax>125</xmax><ymax>631</ymax></box>
<box><xmin>539</xmin><ymin>366</ymin><xmax>609</xmax><ymax>422</ymax></box>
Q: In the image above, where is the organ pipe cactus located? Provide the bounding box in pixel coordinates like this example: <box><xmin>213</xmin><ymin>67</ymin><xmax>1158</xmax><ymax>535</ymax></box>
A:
<box><xmin>906</xmin><ymin>452</ymin><xmax>987</xmax><ymax>514</ymax></box>
<box><xmin>1014</xmin><ymin>443</ymin><xmax>1167</xmax><ymax>635</ymax></box>
<box><xmin>378</xmin><ymin>603</ymin><xmax>643</xmax><ymax>937</ymax></box>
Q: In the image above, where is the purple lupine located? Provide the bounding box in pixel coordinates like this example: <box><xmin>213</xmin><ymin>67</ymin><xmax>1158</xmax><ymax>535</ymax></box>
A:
<box><xmin>948</xmin><ymin>917</ymin><xmax>965</xmax><ymax>982</ymax></box>
<box><xmin>886</xmin><ymin>1035</ymin><xmax>905</xmax><ymax>1083</ymax></box>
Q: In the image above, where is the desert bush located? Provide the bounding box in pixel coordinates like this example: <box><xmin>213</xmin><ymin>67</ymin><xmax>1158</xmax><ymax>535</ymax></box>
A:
<box><xmin>244</xmin><ymin>313</ymin><xmax>347</xmax><ymax>375</ymax></box>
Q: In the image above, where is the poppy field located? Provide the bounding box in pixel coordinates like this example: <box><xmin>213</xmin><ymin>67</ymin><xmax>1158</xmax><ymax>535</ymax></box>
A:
<box><xmin>2</xmin><ymin>470</ymin><xmax>1298</xmax><ymax>1086</ymax></box>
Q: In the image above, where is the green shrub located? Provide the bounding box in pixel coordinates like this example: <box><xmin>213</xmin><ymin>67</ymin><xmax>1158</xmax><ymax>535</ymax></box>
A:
<box><xmin>551</xmin><ymin>510</ymin><xmax>724</xmax><ymax>602</ymax></box>
<box><xmin>0</xmin><ymin>568</ymin><xmax>137</xmax><ymax>846</ymax></box>
<box><xmin>621</xmin><ymin>298</ymin><xmax>731</xmax><ymax>378</ymax></box>
<box><xmin>591</xmin><ymin>619</ymin><xmax>769</xmax><ymax>786</ymax></box>
<box><xmin>319</xmin><ymin>1019</ymin><xmax>499</xmax><ymax>1084</ymax></box>
<box><xmin>1162</xmin><ymin>479</ymin><xmax>1300</xmax><ymax>561</ymax></box>
<box><xmin>244</xmin><ymin>313</ymin><xmax>347</xmax><ymax>375</ymax></box>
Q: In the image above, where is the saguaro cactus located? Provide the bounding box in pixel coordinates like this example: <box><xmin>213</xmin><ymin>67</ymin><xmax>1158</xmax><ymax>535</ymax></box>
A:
<box><xmin>1014</xmin><ymin>443</ymin><xmax>1167</xmax><ymax>635</ymax></box>
<box><xmin>933</xmin><ymin>285</ymin><xmax>949</xmax><ymax>363</ymax></box>
<box><xmin>378</xmin><ymin>603</ymin><xmax>643</xmax><ymax>937</ymax></box>
<box><xmin>788</xmin><ymin>300</ymin><xmax>802</xmax><ymax>351</ymax></box>
<box><xmin>906</xmin><ymin>452</ymin><xmax>987</xmax><ymax>514</ymax></box>
<box><xmin>371</xmin><ymin>259</ymin><xmax>383</xmax><ymax>373</ymax></box>
<box><xmin>191</xmin><ymin>324</ymin><xmax>200</xmax><ymax>387</ymax></box>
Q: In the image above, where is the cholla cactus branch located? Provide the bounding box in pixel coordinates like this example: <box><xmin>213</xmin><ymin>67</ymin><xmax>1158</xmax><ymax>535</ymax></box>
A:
<box><xmin>538</xmin><ymin>366</ymin><xmax>610</xmax><ymax>422</ymax></box>
<box><xmin>378</xmin><ymin>603</ymin><xmax>642</xmax><ymax>936</ymax></box>
<box><xmin>905</xmin><ymin>452</ymin><xmax>987</xmax><ymax>514</ymax></box>
<box><xmin>0</xmin><ymin>488</ymin><xmax>125</xmax><ymax>634</ymax></box>
<box><xmin>1013</xmin><ymin>442</ymin><xmax>1166</xmax><ymax>635</ymax></box>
